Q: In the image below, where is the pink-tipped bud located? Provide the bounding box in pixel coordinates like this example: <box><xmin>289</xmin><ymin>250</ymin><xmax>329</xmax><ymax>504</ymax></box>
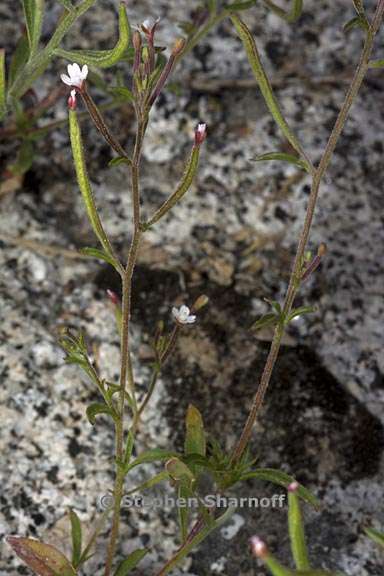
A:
<box><xmin>288</xmin><ymin>481</ymin><xmax>299</xmax><ymax>493</ymax></box>
<box><xmin>250</xmin><ymin>536</ymin><xmax>268</xmax><ymax>559</ymax></box>
<box><xmin>195</xmin><ymin>123</ymin><xmax>207</xmax><ymax>146</ymax></box>
<box><xmin>68</xmin><ymin>89</ymin><xmax>77</xmax><ymax>110</ymax></box>
<box><xmin>317</xmin><ymin>242</ymin><xmax>327</xmax><ymax>257</ymax></box>
<box><xmin>107</xmin><ymin>289</ymin><xmax>119</xmax><ymax>306</ymax></box>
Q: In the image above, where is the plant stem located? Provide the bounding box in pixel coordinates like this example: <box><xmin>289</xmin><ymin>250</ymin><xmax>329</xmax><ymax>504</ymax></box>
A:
<box><xmin>104</xmin><ymin>115</ymin><xmax>145</xmax><ymax>576</ymax></box>
<box><xmin>230</xmin><ymin>3</ymin><xmax>384</xmax><ymax>464</ymax></box>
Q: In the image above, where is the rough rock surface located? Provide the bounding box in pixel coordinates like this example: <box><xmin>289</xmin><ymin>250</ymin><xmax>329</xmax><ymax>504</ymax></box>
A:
<box><xmin>1</xmin><ymin>0</ymin><xmax>384</xmax><ymax>574</ymax></box>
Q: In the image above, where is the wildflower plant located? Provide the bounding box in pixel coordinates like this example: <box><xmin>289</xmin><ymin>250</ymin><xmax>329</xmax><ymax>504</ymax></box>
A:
<box><xmin>5</xmin><ymin>0</ymin><xmax>384</xmax><ymax>575</ymax></box>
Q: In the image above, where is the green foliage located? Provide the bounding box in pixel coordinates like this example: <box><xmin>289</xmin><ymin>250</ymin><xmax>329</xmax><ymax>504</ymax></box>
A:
<box><xmin>364</xmin><ymin>526</ymin><xmax>384</xmax><ymax>548</ymax></box>
<box><xmin>22</xmin><ymin>0</ymin><xmax>45</xmax><ymax>56</ymax></box>
<box><xmin>68</xmin><ymin>509</ymin><xmax>82</xmax><ymax>568</ymax></box>
<box><xmin>55</xmin><ymin>3</ymin><xmax>131</xmax><ymax>68</ymax></box>
<box><xmin>251</xmin><ymin>152</ymin><xmax>310</xmax><ymax>172</ymax></box>
<box><xmin>86</xmin><ymin>403</ymin><xmax>118</xmax><ymax>425</ymax></box>
<box><xmin>6</xmin><ymin>536</ymin><xmax>77</xmax><ymax>576</ymax></box>
<box><xmin>113</xmin><ymin>549</ymin><xmax>148</xmax><ymax>576</ymax></box>
<box><xmin>262</xmin><ymin>0</ymin><xmax>304</xmax><ymax>22</ymax></box>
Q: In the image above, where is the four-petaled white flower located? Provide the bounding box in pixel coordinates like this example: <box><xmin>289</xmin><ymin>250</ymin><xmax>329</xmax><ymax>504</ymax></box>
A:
<box><xmin>61</xmin><ymin>63</ymin><xmax>88</xmax><ymax>88</ymax></box>
<box><xmin>172</xmin><ymin>305</ymin><xmax>196</xmax><ymax>325</ymax></box>
<box><xmin>141</xmin><ymin>16</ymin><xmax>160</xmax><ymax>34</ymax></box>
<box><xmin>195</xmin><ymin>122</ymin><xmax>207</xmax><ymax>146</ymax></box>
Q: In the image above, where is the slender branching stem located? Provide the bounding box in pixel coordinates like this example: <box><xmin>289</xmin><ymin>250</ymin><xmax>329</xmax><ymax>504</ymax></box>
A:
<box><xmin>104</xmin><ymin>115</ymin><xmax>146</xmax><ymax>576</ymax></box>
<box><xmin>230</xmin><ymin>2</ymin><xmax>384</xmax><ymax>464</ymax></box>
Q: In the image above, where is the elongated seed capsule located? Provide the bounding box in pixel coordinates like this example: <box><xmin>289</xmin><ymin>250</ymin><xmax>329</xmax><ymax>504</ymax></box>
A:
<box><xmin>288</xmin><ymin>482</ymin><xmax>310</xmax><ymax>570</ymax></box>
<box><xmin>68</xmin><ymin>109</ymin><xmax>121</xmax><ymax>270</ymax></box>
<box><xmin>144</xmin><ymin>129</ymin><xmax>204</xmax><ymax>228</ymax></box>
<box><xmin>230</xmin><ymin>14</ymin><xmax>312</xmax><ymax>173</ymax></box>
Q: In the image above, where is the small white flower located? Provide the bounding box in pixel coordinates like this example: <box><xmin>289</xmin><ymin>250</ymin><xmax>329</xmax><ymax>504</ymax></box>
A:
<box><xmin>141</xmin><ymin>16</ymin><xmax>160</xmax><ymax>32</ymax></box>
<box><xmin>172</xmin><ymin>305</ymin><xmax>196</xmax><ymax>325</ymax></box>
<box><xmin>61</xmin><ymin>63</ymin><xmax>88</xmax><ymax>88</ymax></box>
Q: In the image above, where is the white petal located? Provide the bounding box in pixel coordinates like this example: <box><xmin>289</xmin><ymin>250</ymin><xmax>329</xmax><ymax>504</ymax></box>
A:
<box><xmin>172</xmin><ymin>307</ymin><xmax>179</xmax><ymax>319</ymax></box>
<box><xmin>71</xmin><ymin>62</ymin><xmax>81</xmax><ymax>75</ymax></box>
<box><xmin>61</xmin><ymin>74</ymin><xmax>73</xmax><ymax>86</ymax></box>
<box><xmin>81</xmin><ymin>64</ymin><xmax>88</xmax><ymax>79</ymax></box>
<box><xmin>186</xmin><ymin>315</ymin><xmax>196</xmax><ymax>324</ymax></box>
<box><xmin>179</xmin><ymin>305</ymin><xmax>190</xmax><ymax>317</ymax></box>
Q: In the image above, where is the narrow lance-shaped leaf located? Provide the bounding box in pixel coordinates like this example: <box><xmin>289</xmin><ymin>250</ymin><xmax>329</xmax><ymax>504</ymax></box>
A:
<box><xmin>68</xmin><ymin>109</ymin><xmax>122</xmax><ymax>273</ymax></box>
<box><xmin>229</xmin><ymin>14</ymin><xmax>311</xmax><ymax>172</ymax></box>
<box><xmin>262</xmin><ymin>0</ymin><xmax>303</xmax><ymax>23</ymax></box>
<box><xmin>126</xmin><ymin>448</ymin><xmax>179</xmax><ymax>471</ymax></box>
<box><xmin>145</xmin><ymin>145</ymin><xmax>201</xmax><ymax>228</ymax></box>
<box><xmin>79</xmin><ymin>247</ymin><xmax>122</xmax><ymax>271</ymax></box>
<box><xmin>6</xmin><ymin>536</ymin><xmax>77</xmax><ymax>576</ymax></box>
<box><xmin>369</xmin><ymin>59</ymin><xmax>384</xmax><ymax>68</ymax></box>
<box><xmin>0</xmin><ymin>49</ymin><xmax>5</xmax><ymax>121</ymax></box>
<box><xmin>240</xmin><ymin>468</ymin><xmax>320</xmax><ymax>509</ymax></box>
<box><xmin>364</xmin><ymin>526</ymin><xmax>384</xmax><ymax>548</ymax></box>
<box><xmin>288</xmin><ymin>486</ymin><xmax>310</xmax><ymax>570</ymax></box>
<box><xmin>251</xmin><ymin>152</ymin><xmax>310</xmax><ymax>172</ymax></box>
<box><xmin>86</xmin><ymin>402</ymin><xmax>118</xmax><ymax>425</ymax></box>
<box><xmin>22</xmin><ymin>0</ymin><xmax>45</xmax><ymax>56</ymax></box>
<box><xmin>9</xmin><ymin>33</ymin><xmax>30</xmax><ymax>86</ymax></box>
<box><xmin>55</xmin><ymin>3</ymin><xmax>131</xmax><ymax>68</ymax></box>
<box><xmin>8</xmin><ymin>0</ymin><xmax>97</xmax><ymax>99</ymax></box>
<box><xmin>158</xmin><ymin>507</ymin><xmax>235</xmax><ymax>575</ymax></box>
<box><xmin>225</xmin><ymin>0</ymin><xmax>258</xmax><ymax>10</ymax></box>
<box><xmin>125</xmin><ymin>471</ymin><xmax>170</xmax><ymax>495</ymax></box>
<box><xmin>185</xmin><ymin>404</ymin><xmax>206</xmax><ymax>458</ymax></box>
<box><xmin>113</xmin><ymin>548</ymin><xmax>148</xmax><ymax>576</ymax></box>
<box><xmin>68</xmin><ymin>508</ymin><xmax>82</xmax><ymax>568</ymax></box>
<box><xmin>343</xmin><ymin>15</ymin><xmax>369</xmax><ymax>33</ymax></box>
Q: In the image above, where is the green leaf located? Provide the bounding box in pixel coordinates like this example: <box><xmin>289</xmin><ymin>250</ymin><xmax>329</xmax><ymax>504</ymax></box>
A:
<box><xmin>125</xmin><ymin>471</ymin><xmax>170</xmax><ymax>495</ymax></box>
<box><xmin>55</xmin><ymin>3</ymin><xmax>131</xmax><ymax>68</ymax></box>
<box><xmin>240</xmin><ymin>468</ymin><xmax>320</xmax><ymax>509</ymax></box>
<box><xmin>9</xmin><ymin>140</ymin><xmax>35</xmax><ymax>176</ymax></box>
<box><xmin>9</xmin><ymin>33</ymin><xmax>30</xmax><ymax>86</ymax></box>
<box><xmin>165</xmin><ymin>457</ymin><xmax>195</xmax><ymax>484</ymax></box>
<box><xmin>288</xmin><ymin>491</ymin><xmax>310</xmax><ymax>570</ymax></box>
<box><xmin>22</xmin><ymin>0</ymin><xmax>45</xmax><ymax>56</ymax></box>
<box><xmin>184</xmin><ymin>404</ymin><xmax>206</xmax><ymax>460</ymax></box>
<box><xmin>0</xmin><ymin>49</ymin><xmax>5</xmax><ymax>121</ymax></box>
<box><xmin>108</xmin><ymin>156</ymin><xmax>132</xmax><ymax>168</ymax></box>
<box><xmin>262</xmin><ymin>0</ymin><xmax>303</xmax><ymax>23</ymax></box>
<box><xmin>77</xmin><ymin>508</ymin><xmax>111</xmax><ymax>567</ymax></box>
<box><xmin>343</xmin><ymin>15</ymin><xmax>369</xmax><ymax>33</ymax></box>
<box><xmin>68</xmin><ymin>509</ymin><xmax>82</xmax><ymax>568</ymax></box>
<box><xmin>79</xmin><ymin>247</ymin><xmax>121</xmax><ymax>271</ymax></box>
<box><xmin>286</xmin><ymin>306</ymin><xmax>316</xmax><ymax>324</ymax></box>
<box><xmin>263</xmin><ymin>553</ymin><xmax>293</xmax><ymax>576</ymax></box>
<box><xmin>110</xmin><ymin>86</ymin><xmax>135</xmax><ymax>103</ymax></box>
<box><xmin>157</xmin><ymin>507</ymin><xmax>235</xmax><ymax>575</ymax></box>
<box><xmin>69</xmin><ymin>110</ymin><xmax>122</xmax><ymax>273</ymax></box>
<box><xmin>86</xmin><ymin>403</ymin><xmax>117</xmax><ymax>425</ymax></box>
<box><xmin>127</xmin><ymin>449</ymin><xmax>179</xmax><ymax>471</ymax></box>
<box><xmin>225</xmin><ymin>0</ymin><xmax>257</xmax><ymax>10</ymax></box>
<box><xmin>230</xmin><ymin>14</ymin><xmax>310</xmax><ymax>168</ymax></box>
<box><xmin>58</xmin><ymin>0</ymin><xmax>75</xmax><ymax>11</ymax></box>
<box><xmin>251</xmin><ymin>152</ymin><xmax>310</xmax><ymax>172</ymax></box>
<box><xmin>251</xmin><ymin>312</ymin><xmax>278</xmax><ymax>332</ymax></box>
<box><xmin>369</xmin><ymin>59</ymin><xmax>384</xmax><ymax>69</ymax></box>
<box><xmin>364</xmin><ymin>526</ymin><xmax>384</xmax><ymax>548</ymax></box>
<box><xmin>206</xmin><ymin>0</ymin><xmax>218</xmax><ymax>14</ymax></box>
<box><xmin>6</xmin><ymin>536</ymin><xmax>77</xmax><ymax>576</ymax></box>
<box><xmin>352</xmin><ymin>0</ymin><xmax>365</xmax><ymax>15</ymax></box>
<box><xmin>113</xmin><ymin>549</ymin><xmax>148</xmax><ymax>576</ymax></box>
<box><xmin>178</xmin><ymin>483</ymin><xmax>192</xmax><ymax>542</ymax></box>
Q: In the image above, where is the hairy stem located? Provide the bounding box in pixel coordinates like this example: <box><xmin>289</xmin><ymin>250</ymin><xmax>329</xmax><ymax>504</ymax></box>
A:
<box><xmin>231</xmin><ymin>2</ymin><xmax>384</xmax><ymax>464</ymax></box>
<box><xmin>104</xmin><ymin>115</ymin><xmax>145</xmax><ymax>576</ymax></box>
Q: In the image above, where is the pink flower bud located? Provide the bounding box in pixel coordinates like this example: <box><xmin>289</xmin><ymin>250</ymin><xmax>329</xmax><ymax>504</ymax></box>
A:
<box><xmin>249</xmin><ymin>536</ymin><xmax>268</xmax><ymax>559</ymax></box>
<box><xmin>67</xmin><ymin>89</ymin><xmax>77</xmax><ymax>110</ymax></box>
<box><xmin>195</xmin><ymin>123</ymin><xmax>207</xmax><ymax>146</ymax></box>
<box><xmin>288</xmin><ymin>481</ymin><xmax>299</xmax><ymax>493</ymax></box>
<box><xmin>106</xmin><ymin>289</ymin><xmax>119</xmax><ymax>306</ymax></box>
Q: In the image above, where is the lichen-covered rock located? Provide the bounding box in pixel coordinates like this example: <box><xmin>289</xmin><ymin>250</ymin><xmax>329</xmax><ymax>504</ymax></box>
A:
<box><xmin>1</xmin><ymin>0</ymin><xmax>384</xmax><ymax>574</ymax></box>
